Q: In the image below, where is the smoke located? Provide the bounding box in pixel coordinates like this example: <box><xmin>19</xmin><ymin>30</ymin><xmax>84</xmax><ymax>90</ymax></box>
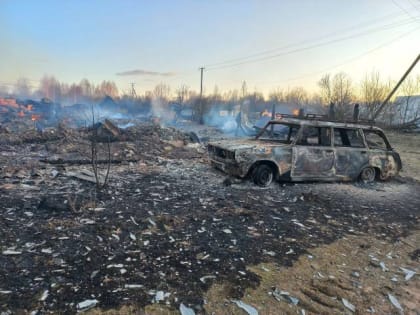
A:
<box><xmin>116</xmin><ymin>69</ymin><xmax>176</xmax><ymax>77</ymax></box>
<box><xmin>150</xmin><ymin>97</ymin><xmax>175</xmax><ymax>126</ymax></box>
<box><xmin>203</xmin><ymin>105</ymin><xmax>240</xmax><ymax>133</ymax></box>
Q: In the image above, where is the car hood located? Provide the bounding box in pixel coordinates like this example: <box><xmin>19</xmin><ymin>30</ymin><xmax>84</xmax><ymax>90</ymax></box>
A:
<box><xmin>208</xmin><ymin>139</ymin><xmax>289</xmax><ymax>151</ymax></box>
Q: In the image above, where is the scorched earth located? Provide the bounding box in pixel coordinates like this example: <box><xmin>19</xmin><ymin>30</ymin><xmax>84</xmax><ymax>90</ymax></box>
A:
<box><xmin>0</xmin><ymin>123</ymin><xmax>419</xmax><ymax>314</ymax></box>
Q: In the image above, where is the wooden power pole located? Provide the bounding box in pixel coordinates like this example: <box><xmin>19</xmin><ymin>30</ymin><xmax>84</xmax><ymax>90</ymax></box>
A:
<box><xmin>198</xmin><ymin>67</ymin><xmax>205</xmax><ymax>123</ymax></box>
<box><xmin>373</xmin><ymin>53</ymin><xmax>420</xmax><ymax>120</ymax></box>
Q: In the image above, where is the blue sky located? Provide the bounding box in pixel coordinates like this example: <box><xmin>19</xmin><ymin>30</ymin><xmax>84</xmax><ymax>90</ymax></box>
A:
<box><xmin>1</xmin><ymin>0</ymin><xmax>420</xmax><ymax>95</ymax></box>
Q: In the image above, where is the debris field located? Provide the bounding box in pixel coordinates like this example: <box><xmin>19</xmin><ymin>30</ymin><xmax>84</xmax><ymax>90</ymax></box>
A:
<box><xmin>0</xmin><ymin>120</ymin><xmax>419</xmax><ymax>314</ymax></box>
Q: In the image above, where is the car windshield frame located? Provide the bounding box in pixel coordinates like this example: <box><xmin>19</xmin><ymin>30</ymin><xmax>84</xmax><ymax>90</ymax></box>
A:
<box><xmin>255</xmin><ymin>121</ymin><xmax>300</xmax><ymax>144</ymax></box>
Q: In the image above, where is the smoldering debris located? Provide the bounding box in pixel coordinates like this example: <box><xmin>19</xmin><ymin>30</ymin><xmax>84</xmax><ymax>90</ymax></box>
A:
<box><xmin>0</xmin><ymin>119</ymin><xmax>419</xmax><ymax>314</ymax></box>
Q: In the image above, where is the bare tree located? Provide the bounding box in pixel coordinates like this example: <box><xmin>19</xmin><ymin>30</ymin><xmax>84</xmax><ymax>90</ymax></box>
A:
<box><xmin>38</xmin><ymin>75</ymin><xmax>62</xmax><ymax>102</ymax></box>
<box><xmin>400</xmin><ymin>76</ymin><xmax>420</xmax><ymax>123</ymax></box>
<box><xmin>176</xmin><ymin>84</ymin><xmax>189</xmax><ymax>104</ymax></box>
<box><xmin>151</xmin><ymin>83</ymin><xmax>171</xmax><ymax>119</ymax></box>
<box><xmin>318</xmin><ymin>74</ymin><xmax>333</xmax><ymax>105</ymax></box>
<box><xmin>68</xmin><ymin>84</ymin><xmax>83</xmax><ymax>104</ymax></box>
<box><xmin>89</xmin><ymin>105</ymin><xmax>111</xmax><ymax>190</ymax></box>
<box><xmin>14</xmin><ymin>78</ymin><xmax>32</xmax><ymax>98</ymax></box>
<box><xmin>222</xmin><ymin>89</ymin><xmax>239</xmax><ymax>102</ymax></box>
<box><xmin>241</xmin><ymin>81</ymin><xmax>248</xmax><ymax>99</ymax></box>
<box><xmin>332</xmin><ymin>72</ymin><xmax>353</xmax><ymax>118</ymax></box>
<box><xmin>360</xmin><ymin>71</ymin><xmax>391</xmax><ymax>120</ymax></box>
<box><xmin>153</xmin><ymin>83</ymin><xmax>171</xmax><ymax>100</ymax></box>
<box><xmin>285</xmin><ymin>87</ymin><xmax>309</xmax><ymax>108</ymax></box>
<box><xmin>318</xmin><ymin>72</ymin><xmax>353</xmax><ymax>119</ymax></box>
<box><xmin>95</xmin><ymin>80</ymin><xmax>119</xmax><ymax>98</ymax></box>
<box><xmin>213</xmin><ymin>85</ymin><xmax>221</xmax><ymax>99</ymax></box>
<box><xmin>268</xmin><ymin>88</ymin><xmax>285</xmax><ymax>103</ymax></box>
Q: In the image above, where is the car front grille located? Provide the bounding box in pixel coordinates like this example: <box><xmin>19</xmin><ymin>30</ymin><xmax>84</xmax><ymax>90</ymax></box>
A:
<box><xmin>208</xmin><ymin>145</ymin><xmax>235</xmax><ymax>160</ymax></box>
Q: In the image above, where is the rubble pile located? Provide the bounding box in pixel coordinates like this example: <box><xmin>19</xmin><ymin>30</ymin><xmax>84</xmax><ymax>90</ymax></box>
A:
<box><xmin>0</xmin><ymin>120</ymin><xmax>419</xmax><ymax>314</ymax></box>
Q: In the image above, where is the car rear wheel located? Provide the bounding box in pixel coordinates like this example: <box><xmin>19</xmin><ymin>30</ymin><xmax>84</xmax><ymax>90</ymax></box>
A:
<box><xmin>359</xmin><ymin>166</ymin><xmax>376</xmax><ymax>183</ymax></box>
<box><xmin>253</xmin><ymin>164</ymin><xmax>274</xmax><ymax>187</ymax></box>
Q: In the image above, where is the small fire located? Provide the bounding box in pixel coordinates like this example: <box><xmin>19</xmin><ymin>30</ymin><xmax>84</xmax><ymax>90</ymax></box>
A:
<box><xmin>292</xmin><ymin>109</ymin><xmax>300</xmax><ymax>116</ymax></box>
<box><xmin>31</xmin><ymin>114</ymin><xmax>41</xmax><ymax>121</ymax></box>
<box><xmin>260</xmin><ymin>109</ymin><xmax>271</xmax><ymax>117</ymax></box>
<box><xmin>18</xmin><ymin>110</ymin><xmax>25</xmax><ymax>118</ymax></box>
<box><xmin>0</xmin><ymin>98</ymin><xmax>19</xmax><ymax>108</ymax></box>
<box><xmin>27</xmin><ymin>104</ymin><xmax>33</xmax><ymax>111</ymax></box>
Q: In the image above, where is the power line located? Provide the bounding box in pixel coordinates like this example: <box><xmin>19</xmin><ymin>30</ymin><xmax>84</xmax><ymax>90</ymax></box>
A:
<box><xmin>206</xmin><ymin>17</ymin><xmax>420</xmax><ymax>71</ymax></box>
<box><xmin>254</xmin><ymin>26</ymin><xmax>420</xmax><ymax>88</ymax></box>
<box><xmin>391</xmin><ymin>0</ymin><xmax>420</xmax><ymax>24</ymax></box>
<box><xmin>406</xmin><ymin>0</ymin><xmax>420</xmax><ymax>14</ymax></box>
<box><xmin>204</xmin><ymin>11</ymin><xmax>415</xmax><ymax>68</ymax></box>
<box><xmin>211</xmin><ymin>25</ymin><xmax>419</xmax><ymax>89</ymax></box>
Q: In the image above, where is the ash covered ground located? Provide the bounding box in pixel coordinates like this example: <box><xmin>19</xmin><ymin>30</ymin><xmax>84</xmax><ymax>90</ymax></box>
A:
<box><xmin>0</xmin><ymin>121</ymin><xmax>419</xmax><ymax>314</ymax></box>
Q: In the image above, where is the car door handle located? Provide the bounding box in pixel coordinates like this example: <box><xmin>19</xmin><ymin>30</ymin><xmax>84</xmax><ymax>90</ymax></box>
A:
<box><xmin>361</xmin><ymin>151</ymin><xmax>367</xmax><ymax>154</ymax></box>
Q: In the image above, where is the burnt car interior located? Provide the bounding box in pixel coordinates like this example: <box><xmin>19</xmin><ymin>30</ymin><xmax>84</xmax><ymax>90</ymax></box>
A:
<box><xmin>364</xmin><ymin>130</ymin><xmax>391</xmax><ymax>150</ymax></box>
<box><xmin>256</xmin><ymin>122</ymin><xmax>300</xmax><ymax>143</ymax></box>
<box><xmin>333</xmin><ymin>128</ymin><xmax>365</xmax><ymax>148</ymax></box>
<box><xmin>296</xmin><ymin>126</ymin><xmax>331</xmax><ymax>146</ymax></box>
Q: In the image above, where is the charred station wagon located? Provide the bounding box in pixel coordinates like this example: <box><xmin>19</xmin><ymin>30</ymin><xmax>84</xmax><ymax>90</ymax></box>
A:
<box><xmin>208</xmin><ymin>117</ymin><xmax>402</xmax><ymax>186</ymax></box>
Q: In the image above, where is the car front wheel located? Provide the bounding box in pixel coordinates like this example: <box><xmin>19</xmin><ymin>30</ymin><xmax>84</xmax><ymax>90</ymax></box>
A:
<box><xmin>253</xmin><ymin>164</ymin><xmax>274</xmax><ymax>187</ymax></box>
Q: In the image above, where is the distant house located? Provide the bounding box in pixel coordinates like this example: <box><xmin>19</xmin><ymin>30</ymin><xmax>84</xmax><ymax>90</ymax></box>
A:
<box><xmin>394</xmin><ymin>95</ymin><xmax>420</xmax><ymax>124</ymax></box>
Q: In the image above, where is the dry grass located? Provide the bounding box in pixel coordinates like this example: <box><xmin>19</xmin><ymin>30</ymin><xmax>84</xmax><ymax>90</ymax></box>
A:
<box><xmin>387</xmin><ymin>131</ymin><xmax>420</xmax><ymax>181</ymax></box>
<box><xmin>204</xmin><ymin>230</ymin><xmax>419</xmax><ymax>315</ymax></box>
<box><xmin>85</xmin><ymin>304</ymin><xmax>178</xmax><ymax>315</ymax></box>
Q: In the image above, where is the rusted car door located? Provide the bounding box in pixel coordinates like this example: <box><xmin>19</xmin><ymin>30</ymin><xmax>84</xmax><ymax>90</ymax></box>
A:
<box><xmin>291</xmin><ymin>126</ymin><xmax>335</xmax><ymax>180</ymax></box>
<box><xmin>333</xmin><ymin>128</ymin><xmax>369</xmax><ymax>179</ymax></box>
<box><xmin>363</xmin><ymin>129</ymin><xmax>401</xmax><ymax>179</ymax></box>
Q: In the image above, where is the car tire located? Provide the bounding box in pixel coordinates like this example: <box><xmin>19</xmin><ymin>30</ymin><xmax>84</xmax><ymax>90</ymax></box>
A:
<box><xmin>253</xmin><ymin>164</ymin><xmax>274</xmax><ymax>187</ymax></box>
<box><xmin>359</xmin><ymin>166</ymin><xmax>376</xmax><ymax>183</ymax></box>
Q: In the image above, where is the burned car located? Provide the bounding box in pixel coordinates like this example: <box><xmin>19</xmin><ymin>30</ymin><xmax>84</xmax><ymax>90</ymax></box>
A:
<box><xmin>208</xmin><ymin>117</ymin><xmax>402</xmax><ymax>186</ymax></box>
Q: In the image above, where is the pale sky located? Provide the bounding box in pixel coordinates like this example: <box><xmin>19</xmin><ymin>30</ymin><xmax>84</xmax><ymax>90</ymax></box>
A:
<box><xmin>1</xmin><ymin>0</ymin><xmax>420</xmax><ymax>96</ymax></box>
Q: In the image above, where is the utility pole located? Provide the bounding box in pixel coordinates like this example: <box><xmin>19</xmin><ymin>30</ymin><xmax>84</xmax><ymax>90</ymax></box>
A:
<box><xmin>198</xmin><ymin>67</ymin><xmax>205</xmax><ymax>123</ymax></box>
<box><xmin>130</xmin><ymin>82</ymin><xmax>137</xmax><ymax>98</ymax></box>
<box><xmin>199</xmin><ymin>67</ymin><xmax>204</xmax><ymax>99</ymax></box>
<box><xmin>373</xmin><ymin>53</ymin><xmax>420</xmax><ymax>120</ymax></box>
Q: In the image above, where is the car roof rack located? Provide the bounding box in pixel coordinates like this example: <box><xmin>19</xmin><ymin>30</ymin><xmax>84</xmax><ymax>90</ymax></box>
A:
<box><xmin>276</xmin><ymin>113</ymin><xmax>376</xmax><ymax>125</ymax></box>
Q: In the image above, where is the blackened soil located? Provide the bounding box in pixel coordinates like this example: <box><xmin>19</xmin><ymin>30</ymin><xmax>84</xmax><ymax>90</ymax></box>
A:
<box><xmin>0</xmin><ymin>160</ymin><xmax>419</xmax><ymax>314</ymax></box>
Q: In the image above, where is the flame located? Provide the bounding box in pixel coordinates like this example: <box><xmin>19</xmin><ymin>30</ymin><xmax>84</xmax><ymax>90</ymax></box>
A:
<box><xmin>18</xmin><ymin>110</ymin><xmax>25</xmax><ymax>118</ymax></box>
<box><xmin>27</xmin><ymin>104</ymin><xmax>33</xmax><ymax>111</ymax></box>
<box><xmin>31</xmin><ymin>114</ymin><xmax>41</xmax><ymax>121</ymax></box>
<box><xmin>292</xmin><ymin>109</ymin><xmax>300</xmax><ymax>116</ymax></box>
<box><xmin>261</xmin><ymin>109</ymin><xmax>271</xmax><ymax>117</ymax></box>
<box><xmin>0</xmin><ymin>98</ymin><xmax>19</xmax><ymax>108</ymax></box>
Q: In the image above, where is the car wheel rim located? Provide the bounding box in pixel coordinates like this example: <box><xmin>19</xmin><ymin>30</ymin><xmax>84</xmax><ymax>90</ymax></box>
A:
<box><xmin>361</xmin><ymin>167</ymin><xmax>375</xmax><ymax>182</ymax></box>
<box><xmin>260</xmin><ymin>169</ymin><xmax>273</xmax><ymax>185</ymax></box>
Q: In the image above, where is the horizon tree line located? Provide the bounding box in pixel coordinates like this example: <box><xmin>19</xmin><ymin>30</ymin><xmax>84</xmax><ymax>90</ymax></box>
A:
<box><xmin>1</xmin><ymin>71</ymin><xmax>419</xmax><ymax>125</ymax></box>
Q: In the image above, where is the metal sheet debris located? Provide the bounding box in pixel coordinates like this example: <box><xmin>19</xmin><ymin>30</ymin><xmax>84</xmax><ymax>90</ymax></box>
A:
<box><xmin>232</xmin><ymin>300</ymin><xmax>259</xmax><ymax>315</ymax></box>
<box><xmin>388</xmin><ymin>294</ymin><xmax>403</xmax><ymax>313</ymax></box>
<box><xmin>77</xmin><ymin>299</ymin><xmax>99</xmax><ymax>311</ymax></box>
<box><xmin>272</xmin><ymin>288</ymin><xmax>299</xmax><ymax>305</ymax></box>
<box><xmin>342</xmin><ymin>298</ymin><xmax>356</xmax><ymax>312</ymax></box>
<box><xmin>179</xmin><ymin>303</ymin><xmax>196</xmax><ymax>315</ymax></box>
<box><xmin>400</xmin><ymin>267</ymin><xmax>416</xmax><ymax>281</ymax></box>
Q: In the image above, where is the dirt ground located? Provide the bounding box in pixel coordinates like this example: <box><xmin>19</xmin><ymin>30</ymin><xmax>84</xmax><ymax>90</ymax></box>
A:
<box><xmin>0</xmin><ymin>124</ymin><xmax>419</xmax><ymax>314</ymax></box>
<box><xmin>387</xmin><ymin>131</ymin><xmax>420</xmax><ymax>181</ymax></box>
